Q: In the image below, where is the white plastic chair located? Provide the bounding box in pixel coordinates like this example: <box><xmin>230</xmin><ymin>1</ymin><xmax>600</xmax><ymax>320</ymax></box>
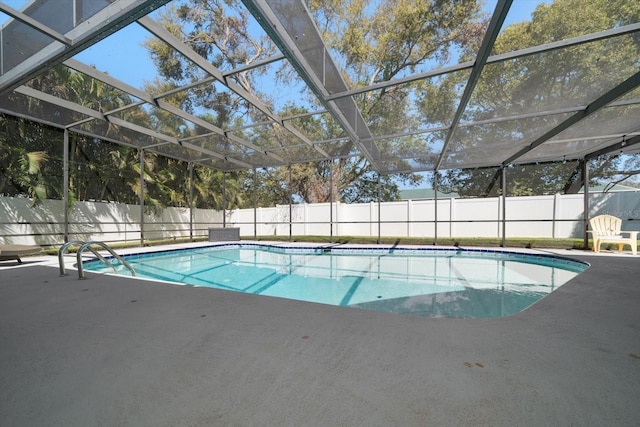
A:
<box><xmin>587</xmin><ymin>215</ymin><xmax>638</xmax><ymax>256</ymax></box>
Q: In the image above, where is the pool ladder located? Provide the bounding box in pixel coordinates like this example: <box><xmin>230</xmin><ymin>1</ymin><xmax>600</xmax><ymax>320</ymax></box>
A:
<box><xmin>58</xmin><ymin>240</ymin><xmax>136</xmax><ymax>279</ymax></box>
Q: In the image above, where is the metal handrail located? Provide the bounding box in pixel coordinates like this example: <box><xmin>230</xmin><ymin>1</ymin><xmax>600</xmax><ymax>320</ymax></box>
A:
<box><xmin>73</xmin><ymin>241</ymin><xmax>136</xmax><ymax>279</ymax></box>
<box><xmin>59</xmin><ymin>240</ymin><xmax>126</xmax><ymax>277</ymax></box>
<box><xmin>59</xmin><ymin>240</ymin><xmax>118</xmax><ymax>276</ymax></box>
<box><xmin>58</xmin><ymin>240</ymin><xmax>86</xmax><ymax>276</ymax></box>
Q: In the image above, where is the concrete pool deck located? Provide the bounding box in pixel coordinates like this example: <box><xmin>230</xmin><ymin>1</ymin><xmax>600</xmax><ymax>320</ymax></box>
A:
<box><xmin>1</xmin><ymin>244</ymin><xmax>639</xmax><ymax>426</ymax></box>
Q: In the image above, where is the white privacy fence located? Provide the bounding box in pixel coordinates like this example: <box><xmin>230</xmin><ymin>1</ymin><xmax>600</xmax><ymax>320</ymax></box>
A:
<box><xmin>228</xmin><ymin>192</ymin><xmax>640</xmax><ymax>239</ymax></box>
<box><xmin>0</xmin><ymin>197</ymin><xmax>223</xmax><ymax>246</ymax></box>
<box><xmin>1</xmin><ymin>192</ymin><xmax>638</xmax><ymax>246</ymax></box>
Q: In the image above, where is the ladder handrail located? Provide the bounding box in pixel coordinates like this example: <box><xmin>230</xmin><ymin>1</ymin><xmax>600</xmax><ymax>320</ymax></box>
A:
<box><xmin>74</xmin><ymin>241</ymin><xmax>136</xmax><ymax>279</ymax></box>
<box><xmin>58</xmin><ymin>240</ymin><xmax>85</xmax><ymax>276</ymax></box>
<box><xmin>80</xmin><ymin>246</ymin><xmax>119</xmax><ymax>276</ymax></box>
<box><xmin>59</xmin><ymin>240</ymin><xmax>117</xmax><ymax>276</ymax></box>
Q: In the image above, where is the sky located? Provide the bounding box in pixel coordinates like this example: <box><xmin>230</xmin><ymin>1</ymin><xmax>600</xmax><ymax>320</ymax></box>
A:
<box><xmin>1</xmin><ymin>0</ymin><xmax>553</xmax><ymax>189</ymax></box>
<box><xmin>0</xmin><ymin>0</ymin><xmax>552</xmax><ymax>91</ymax></box>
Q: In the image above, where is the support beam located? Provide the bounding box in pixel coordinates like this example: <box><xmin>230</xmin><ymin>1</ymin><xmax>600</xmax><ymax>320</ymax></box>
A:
<box><xmin>583</xmin><ymin>160</ymin><xmax>590</xmax><ymax>250</ymax></box>
<box><xmin>139</xmin><ymin>148</ymin><xmax>145</xmax><ymax>246</ymax></box>
<box><xmin>435</xmin><ymin>0</ymin><xmax>513</xmax><ymax>171</ymax></box>
<box><xmin>329</xmin><ymin>161</ymin><xmax>333</xmax><ymax>243</ymax></box>
<box><xmin>14</xmin><ymin>85</ymin><xmax>253</xmax><ymax>169</ymax></box>
<box><xmin>503</xmin><ymin>70</ymin><xmax>640</xmax><ymax>166</ymax></box>
<box><xmin>189</xmin><ymin>163</ymin><xmax>194</xmax><ymax>242</ymax></box>
<box><xmin>0</xmin><ymin>3</ymin><xmax>72</xmax><ymax>46</ymax></box>
<box><xmin>501</xmin><ymin>167</ymin><xmax>507</xmax><ymax>248</ymax></box>
<box><xmin>222</xmin><ymin>53</ymin><xmax>285</xmax><ymax>78</ymax></box>
<box><xmin>326</xmin><ymin>23</ymin><xmax>640</xmax><ymax>102</ymax></box>
<box><xmin>63</xmin><ymin>129</ymin><xmax>69</xmax><ymax>243</ymax></box>
<box><xmin>242</xmin><ymin>0</ymin><xmax>378</xmax><ymax>167</ymax></box>
<box><xmin>63</xmin><ymin>59</ymin><xmax>286</xmax><ymax>164</ymax></box>
<box><xmin>0</xmin><ymin>0</ymin><xmax>171</xmax><ymax>95</ymax></box>
<box><xmin>138</xmin><ymin>15</ymin><xmax>329</xmax><ymax>159</ymax></box>
<box><xmin>585</xmin><ymin>134</ymin><xmax>640</xmax><ymax>160</ymax></box>
<box><xmin>223</xmin><ymin>173</ymin><xmax>227</xmax><ymax>228</ymax></box>
<box><xmin>484</xmin><ymin>168</ymin><xmax>503</xmax><ymax>198</ymax></box>
<box><xmin>253</xmin><ymin>169</ymin><xmax>257</xmax><ymax>239</ymax></box>
<box><xmin>434</xmin><ymin>172</ymin><xmax>438</xmax><ymax>246</ymax></box>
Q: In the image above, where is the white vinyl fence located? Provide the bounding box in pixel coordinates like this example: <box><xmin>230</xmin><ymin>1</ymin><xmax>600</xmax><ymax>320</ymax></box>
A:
<box><xmin>228</xmin><ymin>192</ymin><xmax>640</xmax><ymax>239</ymax></box>
<box><xmin>1</xmin><ymin>191</ymin><xmax>638</xmax><ymax>246</ymax></box>
<box><xmin>0</xmin><ymin>197</ymin><xmax>223</xmax><ymax>246</ymax></box>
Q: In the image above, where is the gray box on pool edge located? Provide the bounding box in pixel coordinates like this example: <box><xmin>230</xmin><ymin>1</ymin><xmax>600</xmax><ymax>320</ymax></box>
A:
<box><xmin>208</xmin><ymin>227</ymin><xmax>240</xmax><ymax>241</ymax></box>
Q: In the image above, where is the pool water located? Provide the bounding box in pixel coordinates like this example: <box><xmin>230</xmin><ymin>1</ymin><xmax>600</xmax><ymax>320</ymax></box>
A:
<box><xmin>83</xmin><ymin>244</ymin><xmax>588</xmax><ymax>318</ymax></box>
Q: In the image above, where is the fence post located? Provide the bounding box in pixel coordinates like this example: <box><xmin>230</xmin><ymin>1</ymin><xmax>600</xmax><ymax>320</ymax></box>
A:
<box><xmin>223</xmin><ymin>172</ymin><xmax>227</xmax><ymax>228</ymax></box>
<box><xmin>370</xmin><ymin>201</ymin><xmax>375</xmax><ymax>238</ymax></box>
<box><xmin>377</xmin><ymin>172</ymin><xmax>381</xmax><ymax>243</ymax></box>
<box><xmin>257</xmin><ymin>207</ymin><xmax>262</xmax><ymax>236</ymax></box>
<box><xmin>450</xmin><ymin>197</ymin><xmax>455</xmax><ymax>239</ymax></box>
<box><xmin>335</xmin><ymin>201</ymin><xmax>340</xmax><ymax>237</ymax></box>
<box><xmin>407</xmin><ymin>199</ymin><xmax>411</xmax><ymax>237</ymax></box>
<box><xmin>303</xmin><ymin>203</ymin><xmax>308</xmax><ymax>236</ymax></box>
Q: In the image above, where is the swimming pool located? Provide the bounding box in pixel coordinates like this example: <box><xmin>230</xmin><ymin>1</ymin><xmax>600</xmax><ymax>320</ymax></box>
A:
<box><xmin>83</xmin><ymin>243</ymin><xmax>588</xmax><ymax>318</ymax></box>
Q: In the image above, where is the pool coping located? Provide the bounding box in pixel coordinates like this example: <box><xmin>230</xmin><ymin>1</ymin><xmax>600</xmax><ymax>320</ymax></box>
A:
<box><xmin>79</xmin><ymin>241</ymin><xmax>589</xmax><ymax>318</ymax></box>
<box><xmin>81</xmin><ymin>239</ymin><xmax>591</xmax><ymax>265</ymax></box>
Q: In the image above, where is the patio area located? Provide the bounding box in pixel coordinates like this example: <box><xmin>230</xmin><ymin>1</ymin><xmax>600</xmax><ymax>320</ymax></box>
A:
<box><xmin>1</xmin><ymin>2</ymin><xmax>639</xmax><ymax>423</ymax></box>
<box><xmin>1</xmin><ymin>246</ymin><xmax>639</xmax><ymax>426</ymax></box>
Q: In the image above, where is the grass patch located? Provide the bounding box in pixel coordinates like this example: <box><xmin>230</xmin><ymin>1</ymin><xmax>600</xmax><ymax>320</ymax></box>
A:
<box><xmin>43</xmin><ymin>236</ymin><xmax>209</xmax><ymax>255</ymax></box>
<box><xmin>251</xmin><ymin>235</ymin><xmax>590</xmax><ymax>250</ymax></box>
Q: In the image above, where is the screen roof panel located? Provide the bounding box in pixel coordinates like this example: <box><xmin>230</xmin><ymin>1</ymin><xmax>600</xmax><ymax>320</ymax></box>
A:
<box><xmin>464</xmin><ymin>32</ymin><xmax>640</xmax><ymax>122</ymax></box>
<box><xmin>1</xmin><ymin>0</ymin><xmax>638</xmax><ymax>175</ymax></box>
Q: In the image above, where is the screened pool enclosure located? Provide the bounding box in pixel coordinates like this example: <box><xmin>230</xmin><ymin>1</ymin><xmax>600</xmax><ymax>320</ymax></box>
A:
<box><xmin>1</xmin><ymin>0</ymin><xmax>639</xmax><ymax>247</ymax></box>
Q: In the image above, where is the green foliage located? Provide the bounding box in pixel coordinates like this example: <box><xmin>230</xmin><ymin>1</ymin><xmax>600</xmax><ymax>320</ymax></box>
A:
<box><xmin>307</xmin><ymin>0</ymin><xmax>486</xmax><ymax>83</ymax></box>
<box><xmin>0</xmin><ymin>115</ymin><xmax>57</xmax><ymax>204</ymax></box>
<box><xmin>308</xmin><ymin>0</ymin><xmax>486</xmax><ymax>175</ymax></box>
<box><xmin>8</xmin><ymin>0</ymin><xmax>633</xmax><ymax>208</ymax></box>
<box><xmin>0</xmin><ymin>145</ymin><xmax>48</xmax><ymax>203</ymax></box>
<box><xmin>143</xmin><ymin>0</ymin><xmax>475</xmax><ymax>202</ymax></box>
<box><xmin>434</xmin><ymin>0</ymin><xmax>640</xmax><ymax>196</ymax></box>
<box><xmin>470</xmin><ymin>0</ymin><xmax>639</xmax><ymax>118</ymax></box>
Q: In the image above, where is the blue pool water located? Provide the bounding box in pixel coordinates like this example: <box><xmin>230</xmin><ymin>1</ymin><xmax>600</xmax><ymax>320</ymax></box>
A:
<box><xmin>83</xmin><ymin>244</ymin><xmax>588</xmax><ymax>318</ymax></box>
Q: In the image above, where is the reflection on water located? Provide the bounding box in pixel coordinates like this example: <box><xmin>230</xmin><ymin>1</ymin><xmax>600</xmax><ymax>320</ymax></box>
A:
<box><xmin>352</xmin><ymin>287</ymin><xmax>542</xmax><ymax>318</ymax></box>
<box><xmin>84</xmin><ymin>244</ymin><xmax>587</xmax><ymax>318</ymax></box>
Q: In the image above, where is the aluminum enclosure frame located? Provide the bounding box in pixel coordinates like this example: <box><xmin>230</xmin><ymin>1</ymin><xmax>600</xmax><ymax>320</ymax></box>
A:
<box><xmin>0</xmin><ymin>0</ymin><xmax>638</xmax><ymax>175</ymax></box>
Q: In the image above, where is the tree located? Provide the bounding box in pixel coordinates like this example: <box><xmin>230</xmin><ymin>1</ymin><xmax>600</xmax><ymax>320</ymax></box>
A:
<box><xmin>0</xmin><ymin>116</ymin><xmax>49</xmax><ymax>203</ymax></box>
<box><xmin>2</xmin><ymin>64</ymin><xmax>184</xmax><ymax>207</ymax></box>
<box><xmin>307</xmin><ymin>0</ymin><xmax>486</xmax><ymax>85</ymax></box>
<box><xmin>143</xmin><ymin>0</ymin><xmax>485</xmax><ymax>202</ymax></box>
<box><xmin>307</xmin><ymin>0</ymin><xmax>486</xmax><ymax>179</ymax></box>
<box><xmin>436</xmin><ymin>0</ymin><xmax>640</xmax><ymax>196</ymax></box>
